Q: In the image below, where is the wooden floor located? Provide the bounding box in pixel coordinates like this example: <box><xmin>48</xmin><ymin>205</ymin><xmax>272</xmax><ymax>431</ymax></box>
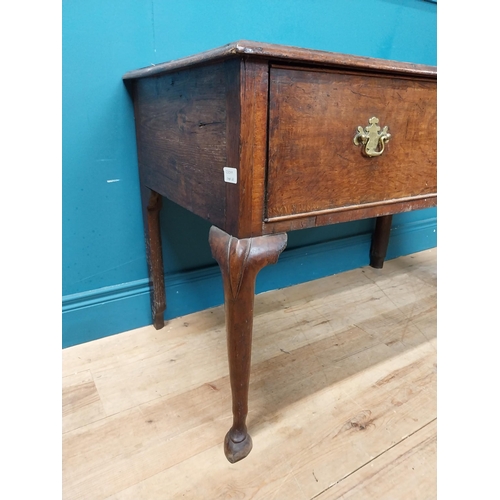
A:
<box><xmin>62</xmin><ymin>248</ymin><xmax>437</xmax><ymax>500</ymax></box>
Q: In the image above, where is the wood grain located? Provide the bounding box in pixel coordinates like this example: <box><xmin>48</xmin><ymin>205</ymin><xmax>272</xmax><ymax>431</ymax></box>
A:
<box><xmin>316</xmin><ymin>420</ymin><xmax>437</xmax><ymax>499</ymax></box>
<box><xmin>126</xmin><ymin>41</ymin><xmax>437</xmax><ymax>237</ymax></box>
<box><xmin>209</xmin><ymin>226</ymin><xmax>287</xmax><ymax>462</ymax></box>
<box><xmin>262</xmin><ymin>196</ymin><xmax>435</xmax><ymax>234</ymax></box>
<box><xmin>222</xmin><ymin>57</ymin><xmax>270</xmax><ymax>238</ymax></box>
<box><xmin>62</xmin><ymin>249</ymin><xmax>436</xmax><ymax>499</ymax></box>
<box><xmin>62</xmin><ymin>370</ymin><xmax>105</xmax><ymax>434</ymax></box>
<box><xmin>266</xmin><ymin>66</ymin><xmax>437</xmax><ymax>220</ymax></box>
<box><xmin>139</xmin><ymin>187</ymin><xmax>166</xmax><ymax>329</ymax></box>
<box><xmin>134</xmin><ymin>61</ymin><xmax>228</xmax><ymax>227</ymax></box>
<box><xmin>235</xmin><ymin>59</ymin><xmax>269</xmax><ymax>238</ymax></box>
<box><xmin>123</xmin><ymin>40</ymin><xmax>436</xmax><ymax>81</ymax></box>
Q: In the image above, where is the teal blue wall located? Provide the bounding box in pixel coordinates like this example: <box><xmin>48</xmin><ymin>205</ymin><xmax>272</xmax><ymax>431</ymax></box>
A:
<box><xmin>62</xmin><ymin>0</ymin><xmax>437</xmax><ymax>348</ymax></box>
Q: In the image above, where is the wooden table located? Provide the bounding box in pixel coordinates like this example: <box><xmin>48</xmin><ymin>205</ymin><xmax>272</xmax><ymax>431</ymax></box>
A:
<box><xmin>123</xmin><ymin>41</ymin><xmax>437</xmax><ymax>463</ymax></box>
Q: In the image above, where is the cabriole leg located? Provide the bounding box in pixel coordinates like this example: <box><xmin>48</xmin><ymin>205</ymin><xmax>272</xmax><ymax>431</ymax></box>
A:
<box><xmin>209</xmin><ymin>226</ymin><xmax>287</xmax><ymax>463</ymax></box>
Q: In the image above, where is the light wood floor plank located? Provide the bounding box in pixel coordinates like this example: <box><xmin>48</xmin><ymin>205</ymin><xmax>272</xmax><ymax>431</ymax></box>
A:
<box><xmin>62</xmin><ymin>248</ymin><xmax>436</xmax><ymax>500</ymax></box>
<box><xmin>109</xmin><ymin>337</ymin><xmax>435</xmax><ymax>499</ymax></box>
<box><xmin>315</xmin><ymin>420</ymin><xmax>437</xmax><ymax>500</ymax></box>
<box><xmin>62</xmin><ymin>370</ymin><xmax>106</xmax><ymax>433</ymax></box>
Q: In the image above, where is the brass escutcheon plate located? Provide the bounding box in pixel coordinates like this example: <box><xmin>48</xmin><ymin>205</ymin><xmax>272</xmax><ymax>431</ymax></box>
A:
<box><xmin>353</xmin><ymin>117</ymin><xmax>391</xmax><ymax>157</ymax></box>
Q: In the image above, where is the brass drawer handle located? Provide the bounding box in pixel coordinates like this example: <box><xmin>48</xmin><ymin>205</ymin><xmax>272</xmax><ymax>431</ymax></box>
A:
<box><xmin>353</xmin><ymin>117</ymin><xmax>391</xmax><ymax>157</ymax></box>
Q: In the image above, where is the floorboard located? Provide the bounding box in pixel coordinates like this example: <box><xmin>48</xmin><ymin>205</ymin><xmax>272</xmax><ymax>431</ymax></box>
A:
<box><xmin>62</xmin><ymin>248</ymin><xmax>437</xmax><ymax>499</ymax></box>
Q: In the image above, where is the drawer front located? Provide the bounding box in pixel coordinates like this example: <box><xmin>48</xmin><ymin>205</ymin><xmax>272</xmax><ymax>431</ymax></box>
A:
<box><xmin>266</xmin><ymin>66</ymin><xmax>437</xmax><ymax>220</ymax></box>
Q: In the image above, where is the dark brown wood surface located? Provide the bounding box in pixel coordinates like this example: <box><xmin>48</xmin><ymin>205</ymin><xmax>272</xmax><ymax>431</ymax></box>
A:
<box><xmin>370</xmin><ymin>215</ymin><xmax>393</xmax><ymax>269</ymax></box>
<box><xmin>262</xmin><ymin>196</ymin><xmax>434</xmax><ymax>234</ymax></box>
<box><xmin>123</xmin><ymin>40</ymin><xmax>436</xmax><ymax>81</ymax></box>
<box><xmin>133</xmin><ymin>61</ymin><xmax>229</xmax><ymax>228</ymax></box>
<box><xmin>139</xmin><ymin>187</ymin><xmax>166</xmax><ymax>329</ymax></box>
<box><xmin>209</xmin><ymin>226</ymin><xmax>287</xmax><ymax>463</ymax></box>
<box><xmin>128</xmin><ymin>43</ymin><xmax>437</xmax><ymax>236</ymax></box>
<box><xmin>266</xmin><ymin>66</ymin><xmax>437</xmax><ymax>221</ymax></box>
<box><xmin>228</xmin><ymin>59</ymin><xmax>269</xmax><ymax>238</ymax></box>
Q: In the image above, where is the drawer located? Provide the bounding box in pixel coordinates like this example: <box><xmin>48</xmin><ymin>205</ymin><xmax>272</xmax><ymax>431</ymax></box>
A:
<box><xmin>266</xmin><ymin>66</ymin><xmax>437</xmax><ymax>221</ymax></box>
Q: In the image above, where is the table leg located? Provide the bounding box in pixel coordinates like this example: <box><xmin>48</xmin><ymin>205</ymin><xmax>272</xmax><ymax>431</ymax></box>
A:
<box><xmin>370</xmin><ymin>214</ymin><xmax>393</xmax><ymax>269</ymax></box>
<box><xmin>140</xmin><ymin>186</ymin><xmax>166</xmax><ymax>329</ymax></box>
<box><xmin>209</xmin><ymin>226</ymin><xmax>287</xmax><ymax>463</ymax></box>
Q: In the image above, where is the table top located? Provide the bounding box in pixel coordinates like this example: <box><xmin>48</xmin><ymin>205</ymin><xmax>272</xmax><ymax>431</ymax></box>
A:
<box><xmin>123</xmin><ymin>40</ymin><xmax>436</xmax><ymax>81</ymax></box>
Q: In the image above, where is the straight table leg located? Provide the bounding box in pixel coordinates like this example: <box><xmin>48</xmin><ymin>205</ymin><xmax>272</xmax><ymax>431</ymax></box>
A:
<box><xmin>140</xmin><ymin>185</ymin><xmax>166</xmax><ymax>329</ymax></box>
<box><xmin>209</xmin><ymin>226</ymin><xmax>287</xmax><ymax>463</ymax></box>
<box><xmin>370</xmin><ymin>214</ymin><xmax>393</xmax><ymax>269</ymax></box>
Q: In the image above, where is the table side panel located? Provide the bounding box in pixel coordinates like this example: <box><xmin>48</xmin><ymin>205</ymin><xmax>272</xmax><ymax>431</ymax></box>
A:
<box><xmin>133</xmin><ymin>62</ymin><xmax>229</xmax><ymax>227</ymax></box>
<box><xmin>266</xmin><ymin>67</ymin><xmax>437</xmax><ymax>220</ymax></box>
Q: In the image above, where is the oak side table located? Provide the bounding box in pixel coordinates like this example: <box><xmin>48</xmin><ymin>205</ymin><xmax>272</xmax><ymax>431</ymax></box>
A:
<box><xmin>123</xmin><ymin>41</ymin><xmax>437</xmax><ymax>463</ymax></box>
